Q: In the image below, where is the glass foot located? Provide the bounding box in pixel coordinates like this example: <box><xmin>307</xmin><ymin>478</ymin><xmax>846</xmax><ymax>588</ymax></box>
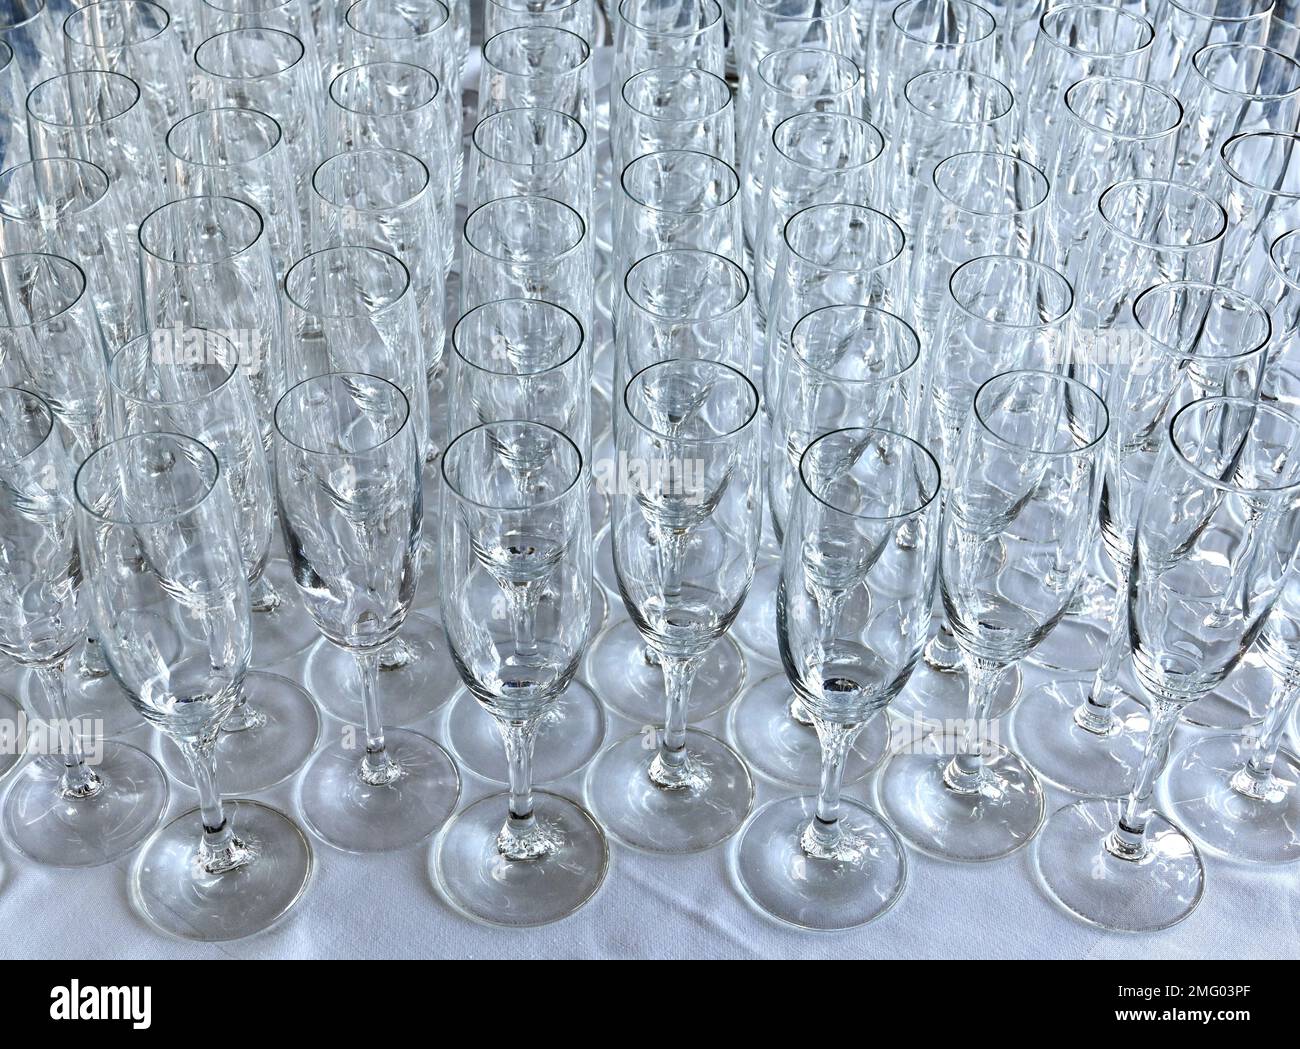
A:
<box><xmin>0</xmin><ymin>689</ymin><xmax>22</xmax><ymax>782</ymax></box>
<box><xmin>734</xmin><ymin>794</ymin><xmax>906</xmax><ymax>930</ymax></box>
<box><xmin>922</xmin><ymin>628</ymin><xmax>963</xmax><ymax>673</ymax></box>
<box><xmin>727</xmin><ymin>671</ymin><xmax>887</xmax><ymax>787</ymax></box>
<box><xmin>1024</xmin><ymin>612</ymin><xmax>1110</xmax><ymax>675</ymax></box>
<box><xmin>130</xmin><ymin>800</ymin><xmax>313</xmax><ymax>941</ymax></box>
<box><xmin>250</xmin><ymin>557</ymin><xmax>321</xmax><ymax>667</ymax></box>
<box><xmin>585</xmin><ymin>618</ymin><xmax>747</xmax><ymax>724</ymax></box>
<box><xmin>1161</xmin><ymin>733</ymin><xmax>1300</xmax><ymax>865</ymax></box>
<box><xmin>444</xmin><ymin>680</ymin><xmax>607</xmax><ymax>785</ymax></box>
<box><xmin>877</xmin><ymin>734</ymin><xmax>1045</xmax><ymax>862</ymax></box>
<box><xmin>297</xmin><ymin>728</ymin><xmax>461</xmax><ymax>853</ymax></box>
<box><xmin>1181</xmin><ymin>648</ymin><xmax>1272</xmax><ymax>730</ymax></box>
<box><xmin>730</xmin><ymin>561</ymin><xmax>778</xmax><ymax>657</ymax></box>
<box><xmin>889</xmin><ymin>659</ymin><xmax>1022</xmax><ymax>726</ymax></box>
<box><xmin>432</xmin><ymin>790</ymin><xmax>608</xmax><ymax>927</ymax></box>
<box><xmin>2</xmin><ymin>740</ymin><xmax>168</xmax><ymax>867</ymax></box>
<box><xmin>1033</xmin><ymin>797</ymin><xmax>1204</xmax><ymax>932</ymax></box>
<box><xmin>157</xmin><ymin>672</ymin><xmax>322</xmax><ymax>795</ymax></box>
<box><xmin>584</xmin><ymin>728</ymin><xmax>754</xmax><ymax>853</ymax></box>
<box><xmin>303</xmin><ymin>613</ymin><xmax>459</xmax><ymax>727</ymax></box>
<box><xmin>1010</xmin><ymin>676</ymin><xmax>1149</xmax><ymax>798</ymax></box>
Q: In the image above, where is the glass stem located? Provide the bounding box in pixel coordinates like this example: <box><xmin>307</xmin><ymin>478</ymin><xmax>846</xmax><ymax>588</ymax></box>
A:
<box><xmin>649</xmin><ymin>652</ymin><xmax>703</xmax><ymax>788</ymax></box>
<box><xmin>1105</xmin><ymin>697</ymin><xmax>1181</xmax><ymax>861</ymax></box>
<box><xmin>1233</xmin><ymin>673</ymin><xmax>1300</xmax><ymax>798</ymax></box>
<box><xmin>1075</xmin><ymin>562</ymin><xmax>1132</xmax><ymax>730</ymax></box>
<box><xmin>178</xmin><ymin>736</ymin><xmax>251</xmax><ymax>874</ymax></box>
<box><xmin>804</xmin><ymin>717</ymin><xmax>861</xmax><ymax>855</ymax></box>
<box><xmin>78</xmin><ymin>635</ymin><xmax>109</xmax><ymax>679</ymax></box>
<box><xmin>943</xmin><ymin>658</ymin><xmax>1007</xmax><ymax>791</ymax></box>
<box><xmin>508</xmin><ymin>584</ymin><xmax>541</xmax><ymax>664</ymax></box>
<box><xmin>248</xmin><ymin>571</ymin><xmax>281</xmax><ymax>613</ymax></box>
<box><xmin>497</xmin><ymin>716</ymin><xmax>554</xmax><ymax>860</ymax></box>
<box><xmin>356</xmin><ymin>651</ymin><xmax>400</xmax><ymax>786</ymax></box>
<box><xmin>34</xmin><ymin>663</ymin><xmax>101</xmax><ymax>799</ymax></box>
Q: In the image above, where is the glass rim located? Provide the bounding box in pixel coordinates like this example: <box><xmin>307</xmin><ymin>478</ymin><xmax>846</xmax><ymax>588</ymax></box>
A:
<box><xmin>490</xmin><ymin>0</ymin><xmax>583</xmax><ymax>12</ymax></box>
<box><xmin>1130</xmin><ymin>280</ymin><xmax>1272</xmax><ymax>363</ymax></box>
<box><xmin>0</xmin><ymin>156</ymin><xmax>111</xmax><ymax>221</ymax></box>
<box><xmin>619</xmin><ymin>149</ymin><xmax>739</xmax><ymax>214</ymax></box>
<box><xmin>0</xmin><ymin>0</ymin><xmax>46</xmax><ymax>32</ymax></box>
<box><xmin>892</xmin><ymin>0</ymin><xmax>995</xmax><ymax>45</ymax></box>
<box><xmin>621</xmin><ymin>357</ymin><xmax>759</xmax><ymax>446</ymax></box>
<box><xmin>1037</xmin><ymin>3</ymin><xmax>1154</xmax><ymax>58</ymax></box>
<box><xmin>753</xmin><ymin>0</ymin><xmax>851</xmax><ymax>21</ymax></box>
<box><xmin>1063</xmin><ymin>75</ymin><xmax>1183</xmax><ymax>141</ymax></box>
<box><xmin>273</xmin><ymin>371</ymin><xmax>411</xmax><ymax>459</ymax></box>
<box><xmin>931</xmin><ymin>150</ymin><xmax>1049</xmax><ymax>216</ymax></box>
<box><xmin>440</xmin><ymin>418</ymin><xmax>584</xmax><ymax>510</ymax></box>
<box><xmin>756</xmin><ymin>46</ymin><xmax>861</xmax><ymax>97</ymax></box>
<box><xmin>616</xmin><ymin>0</ymin><xmax>723</xmax><ymax>35</ymax></box>
<box><xmin>972</xmin><ymin>368</ymin><xmax>1109</xmax><ymax>459</ymax></box>
<box><xmin>1096</xmin><ymin>177</ymin><xmax>1227</xmax><ymax>250</ymax></box>
<box><xmin>283</xmin><ymin>245</ymin><xmax>412</xmax><ymax>318</ymax></box>
<box><xmin>1219</xmin><ymin>130</ymin><xmax>1300</xmax><ymax>196</ymax></box>
<box><xmin>799</xmin><ymin>425</ymin><xmax>941</xmax><ymax>523</ymax></box>
<box><xmin>620</xmin><ymin>65</ymin><xmax>731</xmax><ymax>120</ymax></box>
<box><xmin>328</xmin><ymin>59</ymin><xmax>440</xmax><ymax>114</ymax></box>
<box><xmin>0</xmin><ymin>385</ymin><xmax>56</xmax><ymax>469</ymax></box>
<box><xmin>1168</xmin><ymin>396</ymin><xmax>1300</xmax><ymax>495</ymax></box>
<box><xmin>194</xmin><ymin>27</ymin><xmax>306</xmax><ymax>81</ymax></box>
<box><xmin>463</xmin><ymin>193</ymin><xmax>587</xmax><ymax>264</ymax></box>
<box><xmin>0</xmin><ymin>251</ymin><xmax>87</xmax><ymax>329</ymax></box>
<box><xmin>451</xmin><ymin>296</ymin><xmax>585</xmax><ymax>377</ymax></box>
<box><xmin>482</xmin><ymin>25</ymin><xmax>591</xmax><ymax>79</ymax></box>
<box><xmin>138</xmin><ymin>194</ymin><xmax>266</xmax><ymax>268</ymax></box>
<box><xmin>107</xmin><ymin>327</ymin><xmax>242</xmax><ymax>408</ymax></box>
<box><xmin>790</xmin><ymin>304</ymin><xmax>921</xmax><ymax>385</ymax></box>
<box><xmin>166</xmin><ymin>106</ymin><xmax>283</xmax><ymax>168</ymax></box>
<box><xmin>622</xmin><ymin>247</ymin><xmax>750</xmax><ymax>323</ymax></box>
<box><xmin>471</xmin><ymin>106</ymin><xmax>587</xmax><ymax>167</ymax></box>
<box><xmin>1269</xmin><ymin>229</ymin><xmax>1300</xmax><ymax>291</ymax></box>
<box><xmin>948</xmin><ymin>254</ymin><xmax>1075</xmax><ymax>330</ymax></box>
<box><xmin>63</xmin><ymin>0</ymin><xmax>172</xmax><ymax>50</ymax></box>
<box><xmin>74</xmin><ymin>430</ymin><xmax>222</xmax><ymax>526</ymax></box>
<box><xmin>772</xmin><ymin>110</ymin><xmax>884</xmax><ymax>171</ymax></box>
<box><xmin>783</xmin><ymin>202</ymin><xmax>905</xmax><ymax>273</ymax></box>
<box><xmin>1191</xmin><ymin>42</ymin><xmax>1300</xmax><ymax>101</ymax></box>
<box><xmin>345</xmin><ymin>0</ymin><xmax>450</xmax><ymax>38</ymax></box>
<box><xmin>201</xmin><ymin>0</ymin><xmax>301</xmax><ymax>14</ymax></box>
<box><xmin>311</xmin><ymin>146</ymin><xmax>431</xmax><ymax>211</ymax></box>
<box><xmin>25</xmin><ymin>68</ymin><xmax>142</xmax><ymax>128</ymax></box>
<box><xmin>902</xmin><ymin>68</ymin><xmax>1013</xmax><ymax>126</ymax></box>
<box><xmin>1167</xmin><ymin>0</ymin><xmax>1274</xmax><ymax>24</ymax></box>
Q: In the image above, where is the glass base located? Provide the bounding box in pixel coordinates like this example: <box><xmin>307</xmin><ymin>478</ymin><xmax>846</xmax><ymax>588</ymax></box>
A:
<box><xmin>0</xmin><ymin>689</ymin><xmax>22</xmax><ymax>782</ymax></box>
<box><xmin>50</xmin><ymin>648</ymin><xmax>146</xmax><ymax>739</ymax></box>
<box><xmin>130</xmin><ymin>800</ymin><xmax>313</xmax><ymax>941</ymax></box>
<box><xmin>734</xmin><ymin>794</ymin><xmax>906</xmax><ymax>930</ymax></box>
<box><xmin>730</xmin><ymin>561</ymin><xmax>778</xmax><ymax>657</ymax></box>
<box><xmin>2</xmin><ymin>740</ymin><xmax>168</xmax><ymax>867</ymax></box>
<box><xmin>585</xmin><ymin>618</ymin><xmax>747</xmax><ymax>724</ymax></box>
<box><xmin>1024</xmin><ymin>612</ymin><xmax>1111</xmax><ymax>675</ymax></box>
<box><xmin>1162</xmin><ymin>734</ymin><xmax>1300</xmax><ymax>865</ymax></box>
<box><xmin>297</xmin><ymin>728</ymin><xmax>461</xmax><ymax>853</ymax></box>
<box><xmin>1033</xmin><ymin>798</ymin><xmax>1204</xmax><ymax>932</ymax></box>
<box><xmin>877</xmin><ymin>735</ymin><xmax>1044</xmax><ymax>862</ymax></box>
<box><xmin>727</xmin><ymin>671</ymin><xmax>887</xmax><ymax>787</ymax></box>
<box><xmin>922</xmin><ymin>628</ymin><xmax>963</xmax><ymax>672</ymax></box>
<box><xmin>432</xmin><ymin>790</ymin><xmax>608</xmax><ymax>927</ymax></box>
<box><xmin>250</xmin><ymin>557</ymin><xmax>321</xmax><ymax>667</ymax></box>
<box><xmin>889</xmin><ymin>660</ymin><xmax>1022</xmax><ymax>727</ymax></box>
<box><xmin>1010</xmin><ymin>676</ymin><xmax>1149</xmax><ymax>798</ymax></box>
<box><xmin>157</xmin><ymin>672</ymin><xmax>322</xmax><ymax>795</ymax></box>
<box><xmin>444</xmin><ymin>680</ymin><xmax>607</xmax><ymax>785</ymax></box>
<box><xmin>584</xmin><ymin>728</ymin><xmax>754</xmax><ymax>853</ymax></box>
<box><xmin>303</xmin><ymin>613</ymin><xmax>459</xmax><ymax>727</ymax></box>
<box><xmin>1181</xmin><ymin>648</ymin><xmax>1272</xmax><ymax>730</ymax></box>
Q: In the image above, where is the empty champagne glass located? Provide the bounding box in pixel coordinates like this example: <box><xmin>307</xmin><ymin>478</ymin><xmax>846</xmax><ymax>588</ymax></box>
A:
<box><xmin>1012</xmin><ymin>281</ymin><xmax>1271</xmax><ymax>797</ymax></box>
<box><xmin>277</xmin><ymin>373</ymin><xmax>460</xmax><ymax>852</ymax></box>
<box><xmin>730</xmin><ymin>305</ymin><xmax>921</xmax><ymax>788</ymax></box>
<box><xmin>586</xmin><ymin>359</ymin><xmax>761</xmax><ymax>852</ymax></box>
<box><xmin>0</xmin><ymin>388</ymin><xmax>167</xmax><ymax>867</ymax></box>
<box><xmin>612</xmin><ymin>0</ymin><xmax>726</xmax><ymax>91</ymax></box>
<box><xmin>467</xmin><ymin>106</ymin><xmax>593</xmax><ymax>219</ymax></box>
<box><xmin>612</xmin><ymin>64</ymin><xmax>735</xmax><ymax>171</ymax></box>
<box><xmin>75</xmin><ymin>432</ymin><xmax>312</xmax><ymax>940</ymax></box>
<box><xmin>1217</xmin><ymin>130</ymin><xmax>1300</xmax><ymax>294</ymax></box>
<box><xmin>479</xmin><ymin>25</ymin><xmax>593</xmax><ymax>126</ymax></box>
<box><xmin>434</xmin><ymin>420</ymin><xmax>605</xmax><ymax>926</ymax></box>
<box><xmin>735</xmin><ymin>425</ymin><xmax>941</xmax><ymax>928</ymax></box>
<box><xmin>107</xmin><ymin>328</ymin><xmax>322</xmax><ymax>792</ymax></box>
<box><xmin>1035</xmin><ymin>397</ymin><xmax>1300</xmax><ymax>931</ymax></box>
<box><xmin>1149</xmin><ymin>0</ymin><xmax>1274</xmax><ymax>85</ymax></box>
<box><xmin>880</xmin><ymin>370</ymin><xmax>1109</xmax><ymax>861</ymax></box>
<box><xmin>485</xmin><ymin>0</ymin><xmax>596</xmax><ymax>37</ymax></box>
<box><xmin>0</xmin><ymin>42</ymin><xmax>26</xmax><ymax>169</ymax></box>
<box><xmin>0</xmin><ymin>0</ymin><xmax>58</xmax><ymax>90</ymax></box>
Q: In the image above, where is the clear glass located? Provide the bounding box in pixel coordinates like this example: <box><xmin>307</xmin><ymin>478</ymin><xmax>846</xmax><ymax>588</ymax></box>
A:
<box><xmin>0</xmin><ymin>0</ymin><xmax>60</xmax><ymax>92</ymax></box>
<box><xmin>586</xmin><ymin>359</ymin><xmax>760</xmax><ymax>853</ymax></box>
<box><xmin>467</xmin><ymin>105</ymin><xmax>592</xmax><ymax>219</ymax></box>
<box><xmin>485</xmin><ymin>0</ymin><xmax>596</xmax><ymax>38</ymax></box>
<box><xmin>612</xmin><ymin>0</ymin><xmax>725</xmax><ymax>90</ymax></box>
<box><xmin>275</xmin><ymin>372</ymin><xmax>460</xmax><ymax>853</ymax></box>
<box><xmin>1149</xmin><ymin>0</ymin><xmax>1275</xmax><ymax>85</ymax></box>
<box><xmin>479</xmin><ymin>25</ymin><xmax>593</xmax><ymax>125</ymax></box>
<box><xmin>1216</xmin><ymin>130</ymin><xmax>1300</xmax><ymax>293</ymax></box>
<box><xmin>613</xmin><ymin>65</ymin><xmax>734</xmax><ymax>170</ymax></box>
<box><xmin>74</xmin><ymin>432</ymin><xmax>312</xmax><ymax>940</ymax></box>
